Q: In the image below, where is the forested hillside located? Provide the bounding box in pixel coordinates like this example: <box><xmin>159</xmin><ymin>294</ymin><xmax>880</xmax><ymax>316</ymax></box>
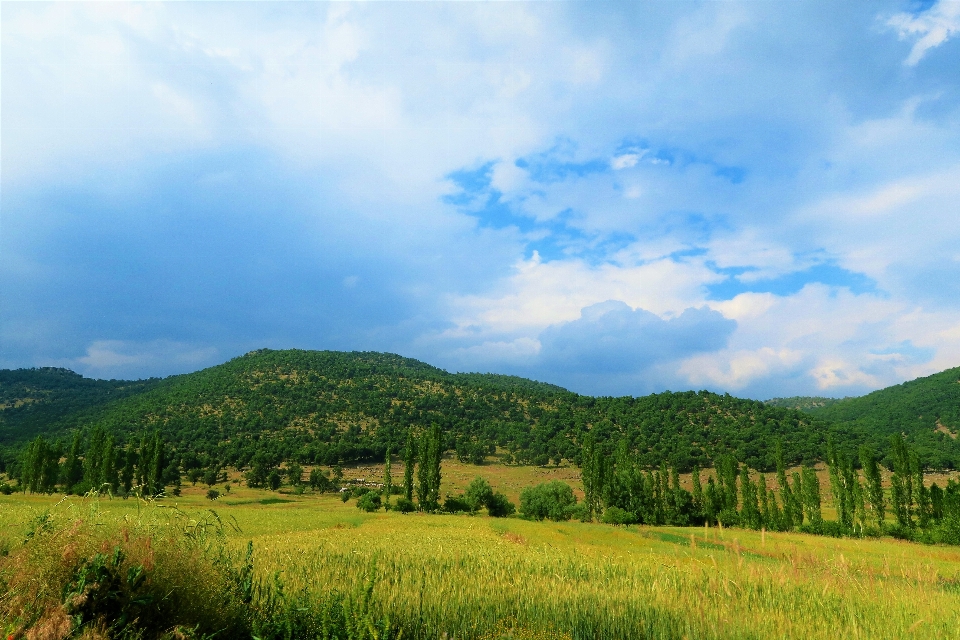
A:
<box><xmin>1</xmin><ymin>349</ymin><xmax>842</xmax><ymax>473</ymax></box>
<box><xmin>799</xmin><ymin>366</ymin><xmax>960</xmax><ymax>469</ymax></box>
<box><xmin>0</xmin><ymin>368</ymin><xmax>159</xmax><ymax>443</ymax></box>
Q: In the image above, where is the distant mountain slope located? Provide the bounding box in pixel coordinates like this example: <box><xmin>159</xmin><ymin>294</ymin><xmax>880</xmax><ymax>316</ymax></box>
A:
<box><xmin>763</xmin><ymin>396</ymin><xmax>847</xmax><ymax>411</ymax></box>
<box><xmin>0</xmin><ymin>349</ymin><xmax>841</xmax><ymax>472</ymax></box>
<box><xmin>801</xmin><ymin>366</ymin><xmax>960</xmax><ymax>468</ymax></box>
<box><xmin>0</xmin><ymin>368</ymin><xmax>159</xmax><ymax>443</ymax></box>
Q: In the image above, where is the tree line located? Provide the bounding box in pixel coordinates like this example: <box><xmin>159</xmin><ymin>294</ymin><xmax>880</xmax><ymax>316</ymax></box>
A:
<box><xmin>13</xmin><ymin>426</ymin><xmax>177</xmax><ymax>497</ymax></box>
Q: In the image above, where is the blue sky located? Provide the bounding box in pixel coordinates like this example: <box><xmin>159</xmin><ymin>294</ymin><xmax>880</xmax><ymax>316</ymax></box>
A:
<box><xmin>3</xmin><ymin>1</ymin><xmax>960</xmax><ymax>399</ymax></box>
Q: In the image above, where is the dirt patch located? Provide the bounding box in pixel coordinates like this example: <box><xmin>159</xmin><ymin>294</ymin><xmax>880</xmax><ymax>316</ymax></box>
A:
<box><xmin>936</xmin><ymin>420</ymin><xmax>957</xmax><ymax>440</ymax></box>
<box><xmin>502</xmin><ymin>531</ymin><xmax>527</xmax><ymax>545</ymax></box>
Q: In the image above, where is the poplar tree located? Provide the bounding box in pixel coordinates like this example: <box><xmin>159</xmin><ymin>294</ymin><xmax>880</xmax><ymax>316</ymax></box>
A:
<box><xmin>790</xmin><ymin>471</ymin><xmax>805</xmax><ymax>526</ymax></box>
<box><xmin>417</xmin><ymin>430</ymin><xmax>430</xmax><ymax>509</ymax></box>
<box><xmin>739</xmin><ymin>465</ymin><xmax>761</xmax><ymax>529</ymax></box>
<box><xmin>775</xmin><ymin>441</ymin><xmax>794</xmax><ymax>529</ymax></box>
<box><xmin>705</xmin><ymin>475</ymin><xmax>721</xmax><ymax>524</ymax></box>
<box><xmin>758</xmin><ymin>473</ymin><xmax>770</xmax><ymax>528</ymax></box>
<box><xmin>101</xmin><ymin>435</ymin><xmax>117</xmax><ymax>495</ymax></box>
<box><xmin>46</xmin><ymin>440</ymin><xmax>63</xmax><ymax>493</ymax></box>
<box><xmin>427</xmin><ymin>423</ymin><xmax>443</xmax><ymax>509</ymax></box>
<box><xmin>691</xmin><ymin>465</ymin><xmax>704</xmax><ymax>521</ymax></box>
<box><xmin>890</xmin><ymin>435</ymin><xmax>912</xmax><ymax>527</ymax></box>
<box><xmin>826</xmin><ymin>436</ymin><xmax>851</xmax><ymax>529</ymax></box>
<box><xmin>63</xmin><ymin>432</ymin><xmax>84</xmax><ymax>493</ymax></box>
<box><xmin>404</xmin><ymin>429</ymin><xmax>415</xmax><ymax>502</ymax></box>
<box><xmin>120</xmin><ymin>447</ymin><xmax>136</xmax><ymax>495</ymax></box>
<box><xmin>383</xmin><ymin>446</ymin><xmax>393</xmax><ymax>508</ymax></box>
<box><xmin>859</xmin><ymin>445</ymin><xmax>885</xmax><ymax>528</ymax></box>
<box><xmin>801</xmin><ymin>467</ymin><xmax>823</xmax><ymax>528</ymax></box>
<box><xmin>84</xmin><ymin>426</ymin><xmax>106</xmax><ymax>490</ymax></box>
<box><xmin>914</xmin><ymin>452</ymin><xmax>931</xmax><ymax>528</ymax></box>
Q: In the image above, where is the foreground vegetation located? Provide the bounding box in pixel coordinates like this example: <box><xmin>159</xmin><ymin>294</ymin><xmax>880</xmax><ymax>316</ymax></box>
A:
<box><xmin>3</xmin><ymin>491</ymin><xmax>960</xmax><ymax>639</ymax></box>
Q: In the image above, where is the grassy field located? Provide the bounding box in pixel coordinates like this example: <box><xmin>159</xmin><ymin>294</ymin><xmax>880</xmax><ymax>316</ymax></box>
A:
<box><xmin>3</xmin><ymin>483</ymin><xmax>960</xmax><ymax>640</ymax></box>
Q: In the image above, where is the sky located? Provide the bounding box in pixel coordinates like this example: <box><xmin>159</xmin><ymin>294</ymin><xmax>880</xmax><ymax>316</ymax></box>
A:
<box><xmin>3</xmin><ymin>1</ymin><xmax>960</xmax><ymax>400</ymax></box>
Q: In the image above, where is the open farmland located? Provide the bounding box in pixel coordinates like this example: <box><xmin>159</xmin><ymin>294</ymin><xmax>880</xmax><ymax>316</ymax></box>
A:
<box><xmin>3</xmin><ymin>487</ymin><xmax>960</xmax><ymax>639</ymax></box>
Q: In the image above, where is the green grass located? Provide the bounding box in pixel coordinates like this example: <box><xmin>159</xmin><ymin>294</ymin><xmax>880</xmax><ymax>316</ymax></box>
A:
<box><xmin>3</xmin><ymin>488</ymin><xmax>960</xmax><ymax>639</ymax></box>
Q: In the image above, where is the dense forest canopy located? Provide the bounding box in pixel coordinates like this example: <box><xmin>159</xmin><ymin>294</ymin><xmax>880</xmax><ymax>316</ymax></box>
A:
<box><xmin>778</xmin><ymin>367</ymin><xmax>960</xmax><ymax>470</ymax></box>
<box><xmin>2</xmin><ymin>350</ymin><xmax>959</xmax><ymax>473</ymax></box>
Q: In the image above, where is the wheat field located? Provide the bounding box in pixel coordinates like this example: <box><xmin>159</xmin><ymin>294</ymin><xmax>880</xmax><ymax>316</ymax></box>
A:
<box><xmin>2</xmin><ymin>487</ymin><xmax>959</xmax><ymax>639</ymax></box>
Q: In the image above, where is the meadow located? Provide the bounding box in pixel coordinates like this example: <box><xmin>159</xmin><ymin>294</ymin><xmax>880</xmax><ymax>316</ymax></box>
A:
<box><xmin>3</xmin><ymin>479</ymin><xmax>960</xmax><ymax>640</ymax></box>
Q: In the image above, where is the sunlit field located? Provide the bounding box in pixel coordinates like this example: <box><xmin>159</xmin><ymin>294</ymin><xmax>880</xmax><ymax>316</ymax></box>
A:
<box><xmin>3</xmin><ymin>483</ymin><xmax>960</xmax><ymax>640</ymax></box>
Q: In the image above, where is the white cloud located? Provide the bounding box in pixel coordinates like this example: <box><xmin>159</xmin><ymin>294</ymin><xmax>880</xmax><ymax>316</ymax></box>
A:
<box><xmin>887</xmin><ymin>0</ymin><xmax>960</xmax><ymax>66</ymax></box>
<box><xmin>72</xmin><ymin>340</ymin><xmax>219</xmax><ymax>379</ymax></box>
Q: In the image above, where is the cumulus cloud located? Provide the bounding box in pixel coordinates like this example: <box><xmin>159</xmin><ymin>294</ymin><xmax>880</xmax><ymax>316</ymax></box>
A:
<box><xmin>538</xmin><ymin>300</ymin><xmax>735</xmax><ymax>376</ymax></box>
<box><xmin>5</xmin><ymin>2</ymin><xmax>960</xmax><ymax>401</ymax></box>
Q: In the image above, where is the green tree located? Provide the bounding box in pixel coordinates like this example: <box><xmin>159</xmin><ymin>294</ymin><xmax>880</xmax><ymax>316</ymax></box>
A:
<box><xmin>403</xmin><ymin>429</ymin><xmax>415</xmax><ymax>502</ymax></box>
<box><xmin>84</xmin><ymin>426</ymin><xmax>106</xmax><ymax>490</ymax></box>
<box><xmin>427</xmin><ymin>423</ymin><xmax>443</xmax><ymax>509</ymax></box>
<box><xmin>465</xmin><ymin>476</ymin><xmax>494</xmax><ymax>513</ymax></box>
<box><xmin>801</xmin><ymin>467</ymin><xmax>823</xmax><ymax>528</ymax></box>
<box><xmin>101</xmin><ymin>435</ymin><xmax>117</xmax><ymax>495</ymax></box>
<box><xmin>890</xmin><ymin>435</ymin><xmax>912</xmax><ymax>528</ymax></box>
<box><xmin>520</xmin><ymin>480</ymin><xmax>577</xmax><ymax>521</ymax></box>
<box><xmin>62</xmin><ymin>431</ymin><xmax>84</xmax><ymax>493</ymax></box>
<box><xmin>739</xmin><ymin>465</ymin><xmax>761</xmax><ymax>529</ymax></box>
<box><xmin>417</xmin><ymin>429</ymin><xmax>430</xmax><ymax>509</ymax></box>
<box><xmin>776</xmin><ymin>440</ymin><xmax>795</xmax><ymax>529</ymax></box>
<box><xmin>859</xmin><ymin>445</ymin><xmax>885</xmax><ymax>528</ymax></box>
<box><xmin>383</xmin><ymin>447</ymin><xmax>393</xmax><ymax>508</ymax></box>
<box><xmin>691</xmin><ymin>465</ymin><xmax>704</xmax><ymax>522</ymax></box>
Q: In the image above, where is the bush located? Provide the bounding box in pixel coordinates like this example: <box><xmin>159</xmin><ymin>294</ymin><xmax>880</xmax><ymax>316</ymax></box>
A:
<box><xmin>0</xmin><ymin>508</ymin><xmax>249</xmax><ymax>638</ymax></box>
<box><xmin>0</xmin><ymin>482</ymin><xmax>13</xmax><ymax>495</ymax></box>
<box><xmin>340</xmin><ymin>491</ymin><xmax>350</xmax><ymax>503</ymax></box>
<box><xmin>393</xmin><ymin>497</ymin><xmax>416</xmax><ymax>513</ymax></box>
<box><xmin>352</xmin><ymin>485</ymin><xmax>371</xmax><ymax>498</ymax></box>
<box><xmin>520</xmin><ymin>481</ymin><xmax>577</xmax><ymax>521</ymax></box>
<box><xmin>443</xmin><ymin>495</ymin><xmax>473</xmax><ymax>513</ymax></box>
<box><xmin>601</xmin><ymin>506</ymin><xmax>636</xmax><ymax>525</ymax></box>
<box><xmin>486</xmin><ymin>491</ymin><xmax>516</xmax><ymax>518</ymax></box>
<box><xmin>356</xmin><ymin>492</ymin><xmax>382</xmax><ymax>512</ymax></box>
<box><xmin>206</xmin><ymin>489</ymin><xmax>220</xmax><ymax>501</ymax></box>
<box><xmin>465</xmin><ymin>477</ymin><xmax>494</xmax><ymax>513</ymax></box>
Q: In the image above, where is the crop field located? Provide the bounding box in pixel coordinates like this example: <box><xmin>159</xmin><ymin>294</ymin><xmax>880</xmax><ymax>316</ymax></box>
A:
<box><xmin>3</xmin><ymin>485</ymin><xmax>960</xmax><ymax>640</ymax></box>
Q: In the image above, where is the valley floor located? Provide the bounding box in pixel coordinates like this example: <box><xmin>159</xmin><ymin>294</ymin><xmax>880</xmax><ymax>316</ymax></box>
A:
<box><xmin>3</xmin><ymin>488</ymin><xmax>960</xmax><ymax>639</ymax></box>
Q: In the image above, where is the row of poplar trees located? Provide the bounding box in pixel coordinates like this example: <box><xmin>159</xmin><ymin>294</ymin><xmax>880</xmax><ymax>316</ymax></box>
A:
<box><xmin>581</xmin><ymin>432</ymin><xmax>960</xmax><ymax>539</ymax></box>
<box><xmin>400</xmin><ymin>423</ymin><xmax>443</xmax><ymax>511</ymax></box>
<box><xmin>18</xmin><ymin>427</ymin><xmax>172</xmax><ymax>497</ymax></box>
<box><xmin>580</xmin><ymin>435</ymin><xmax>824</xmax><ymax>530</ymax></box>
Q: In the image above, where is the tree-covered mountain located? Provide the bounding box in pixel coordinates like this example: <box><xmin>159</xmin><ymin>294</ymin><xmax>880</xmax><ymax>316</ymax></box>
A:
<box><xmin>763</xmin><ymin>396</ymin><xmax>847</xmax><ymax>411</ymax></box>
<box><xmin>797</xmin><ymin>366</ymin><xmax>960</xmax><ymax>469</ymax></box>
<box><xmin>0</xmin><ymin>368</ymin><xmax>159</xmax><ymax>443</ymax></box>
<box><xmin>1</xmin><ymin>349</ymin><xmax>844</xmax><ymax>473</ymax></box>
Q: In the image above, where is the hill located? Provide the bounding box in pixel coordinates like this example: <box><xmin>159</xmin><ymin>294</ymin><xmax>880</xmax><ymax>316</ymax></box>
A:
<box><xmin>798</xmin><ymin>366</ymin><xmax>960</xmax><ymax>469</ymax></box>
<box><xmin>0</xmin><ymin>349</ymin><xmax>840</xmax><ymax>472</ymax></box>
<box><xmin>0</xmin><ymin>367</ymin><xmax>159</xmax><ymax>443</ymax></box>
<box><xmin>763</xmin><ymin>396</ymin><xmax>847</xmax><ymax>411</ymax></box>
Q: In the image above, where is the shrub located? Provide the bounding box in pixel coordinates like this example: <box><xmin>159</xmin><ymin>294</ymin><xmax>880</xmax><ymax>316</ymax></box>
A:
<box><xmin>357</xmin><ymin>492</ymin><xmax>382</xmax><ymax>512</ymax></box>
<box><xmin>465</xmin><ymin>477</ymin><xmax>494</xmax><ymax>513</ymax></box>
<box><xmin>206</xmin><ymin>489</ymin><xmax>221</xmax><ymax>501</ymax></box>
<box><xmin>340</xmin><ymin>491</ymin><xmax>351</xmax><ymax>503</ymax></box>
<box><xmin>393</xmin><ymin>497</ymin><xmax>416</xmax><ymax>513</ymax></box>
<box><xmin>520</xmin><ymin>481</ymin><xmax>577</xmax><ymax>521</ymax></box>
<box><xmin>487</xmin><ymin>491</ymin><xmax>516</xmax><ymax>518</ymax></box>
<box><xmin>601</xmin><ymin>506</ymin><xmax>636</xmax><ymax>526</ymax></box>
<box><xmin>0</xmin><ymin>507</ymin><xmax>249</xmax><ymax>638</ymax></box>
<box><xmin>0</xmin><ymin>482</ymin><xmax>12</xmax><ymax>495</ymax></box>
<box><xmin>352</xmin><ymin>486</ymin><xmax>371</xmax><ymax>498</ymax></box>
<box><xmin>443</xmin><ymin>495</ymin><xmax>473</xmax><ymax>513</ymax></box>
